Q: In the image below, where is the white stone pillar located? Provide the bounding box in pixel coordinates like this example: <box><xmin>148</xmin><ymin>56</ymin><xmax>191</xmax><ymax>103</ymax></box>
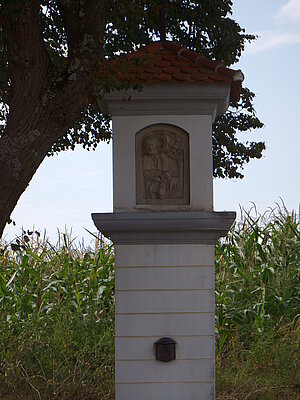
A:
<box><xmin>115</xmin><ymin>243</ymin><xmax>215</xmax><ymax>400</ymax></box>
<box><xmin>92</xmin><ymin>82</ymin><xmax>236</xmax><ymax>400</ymax></box>
<box><xmin>92</xmin><ymin>212</ymin><xmax>235</xmax><ymax>400</ymax></box>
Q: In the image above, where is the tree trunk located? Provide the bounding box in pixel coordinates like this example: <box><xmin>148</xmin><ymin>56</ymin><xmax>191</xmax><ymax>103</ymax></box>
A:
<box><xmin>0</xmin><ymin>132</ymin><xmax>48</xmax><ymax>237</ymax></box>
<box><xmin>0</xmin><ymin>115</ymin><xmax>70</xmax><ymax>236</ymax></box>
<box><xmin>0</xmin><ymin>0</ymin><xmax>108</xmax><ymax>238</ymax></box>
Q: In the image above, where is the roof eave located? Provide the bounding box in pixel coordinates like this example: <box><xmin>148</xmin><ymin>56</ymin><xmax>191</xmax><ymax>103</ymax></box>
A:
<box><xmin>105</xmin><ymin>82</ymin><xmax>231</xmax><ymax>120</ymax></box>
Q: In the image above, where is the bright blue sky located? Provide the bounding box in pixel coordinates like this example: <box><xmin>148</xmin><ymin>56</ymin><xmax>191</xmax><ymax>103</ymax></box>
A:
<box><xmin>3</xmin><ymin>0</ymin><xmax>300</xmax><ymax>244</ymax></box>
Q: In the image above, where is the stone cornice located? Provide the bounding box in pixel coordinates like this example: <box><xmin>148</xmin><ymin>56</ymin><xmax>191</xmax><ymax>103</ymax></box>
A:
<box><xmin>105</xmin><ymin>83</ymin><xmax>230</xmax><ymax>120</ymax></box>
<box><xmin>92</xmin><ymin>211</ymin><xmax>236</xmax><ymax>245</ymax></box>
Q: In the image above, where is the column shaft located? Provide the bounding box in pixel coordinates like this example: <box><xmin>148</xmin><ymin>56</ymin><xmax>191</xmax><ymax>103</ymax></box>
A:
<box><xmin>115</xmin><ymin>244</ymin><xmax>215</xmax><ymax>400</ymax></box>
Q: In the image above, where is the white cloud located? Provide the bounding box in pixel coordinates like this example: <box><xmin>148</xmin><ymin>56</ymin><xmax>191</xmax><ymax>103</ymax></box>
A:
<box><xmin>246</xmin><ymin>30</ymin><xmax>300</xmax><ymax>54</ymax></box>
<box><xmin>245</xmin><ymin>2</ymin><xmax>300</xmax><ymax>54</ymax></box>
<box><xmin>274</xmin><ymin>0</ymin><xmax>300</xmax><ymax>22</ymax></box>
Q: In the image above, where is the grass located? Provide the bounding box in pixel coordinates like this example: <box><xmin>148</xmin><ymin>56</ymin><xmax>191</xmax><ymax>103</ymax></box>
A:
<box><xmin>0</xmin><ymin>205</ymin><xmax>299</xmax><ymax>399</ymax></box>
<box><xmin>215</xmin><ymin>206</ymin><xmax>300</xmax><ymax>399</ymax></box>
<box><xmin>216</xmin><ymin>324</ymin><xmax>300</xmax><ymax>399</ymax></box>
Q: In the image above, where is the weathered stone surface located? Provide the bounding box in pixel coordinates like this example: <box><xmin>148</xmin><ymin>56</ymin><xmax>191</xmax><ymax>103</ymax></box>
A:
<box><xmin>112</xmin><ymin>114</ymin><xmax>213</xmax><ymax>212</ymax></box>
<box><xmin>136</xmin><ymin>124</ymin><xmax>190</xmax><ymax>205</ymax></box>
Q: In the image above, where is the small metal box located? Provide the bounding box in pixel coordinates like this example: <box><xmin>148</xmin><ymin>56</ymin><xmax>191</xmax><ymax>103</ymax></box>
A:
<box><xmin>154</xmin><ymin>337</ymin><xmax>176</xmax><ymax>362</ymax></box>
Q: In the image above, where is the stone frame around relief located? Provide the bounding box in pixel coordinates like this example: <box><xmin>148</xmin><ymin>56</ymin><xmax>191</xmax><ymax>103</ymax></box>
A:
<box><xmin>136</xmin><ymin>123</ymin><xmax>190</xmax><ymax>205</ymax></box>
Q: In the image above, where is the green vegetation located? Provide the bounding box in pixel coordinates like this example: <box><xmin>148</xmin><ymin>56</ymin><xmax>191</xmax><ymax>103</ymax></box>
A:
<box><xmin>0</xmin><ymin>233</ymin><xmax>115</xmax><ymax>400</ymax></box>
<box><xmin>0</xmin><ymin>207</ymin><xmax>299</xmax><ymax>399</ymax></box>
<box><xmin>215</xmin><ymin>207</ymin><xmax>300</xmax><ymax>399</ymax></box>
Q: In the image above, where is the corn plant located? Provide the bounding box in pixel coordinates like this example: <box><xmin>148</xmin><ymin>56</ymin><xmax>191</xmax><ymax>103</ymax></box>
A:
<box><xmin>0</xmin><ymin>230</ymin><xmax>115</xmax><ymax>322</ymax></box>
<box><xmin>0</xmin><ymin>230</ymin><xmax>115</xmax><ymax>400</ymax></box>
<box><xmin>215</xmin><ymin>206</ymin><xmax>300</xmax><ymax>352</ymax></box>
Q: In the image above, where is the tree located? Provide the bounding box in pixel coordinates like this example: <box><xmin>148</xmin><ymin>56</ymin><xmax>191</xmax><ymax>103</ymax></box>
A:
<box><xmin>0</xmin><ymin>0</ymin><xmax>264</xmax><ymax>237</ymax></box>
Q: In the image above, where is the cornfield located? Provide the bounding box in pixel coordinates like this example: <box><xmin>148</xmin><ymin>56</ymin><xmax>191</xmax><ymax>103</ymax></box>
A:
<box><xmin>0</xmin><ymin>206</ymin><xmax>299</xmax><ymax>399</ymax></box>
<box><xmin>0</xmin><ymin>231</ymin><xmax>115</xmax><ymax>400</ymax></box>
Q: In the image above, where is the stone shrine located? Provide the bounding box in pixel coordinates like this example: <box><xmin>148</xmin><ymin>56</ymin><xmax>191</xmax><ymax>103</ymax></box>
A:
<box><xmin>92</xmin><ymin>41</ymin><xmax>243</xmax><ymax>400</ymax></box>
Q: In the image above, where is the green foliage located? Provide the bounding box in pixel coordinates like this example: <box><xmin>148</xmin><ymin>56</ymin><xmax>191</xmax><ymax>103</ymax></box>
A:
<box><xmin>216</xmin><ymin>324</ymin><xmax>300</xmax><ymax>399</ymax></box>
<box><xmin>0</xmin><ymin>312</ymin><xmax>114</xmax><ymax>400</ymax></box>
<box><xmin>0</xmin><ymin>231</ymin><xmax>115</xmax><ymax>399</ymax></box>
<box><xmin>215</xmin><ymin>205</ymin><xmax>300</xmax><ymax>399</ymax></box>
<box><xmin>213</xmin><ymin>88</ymin><xmax>265</xmax><ymax>178</ymax></box>
<box><xmin>49</xmin><ymin>106</ymin><xmax>112</xmax><ymax>154</ymax></box>
<box><xmin>39</xmin><ymin>0</ymin><xmax>67</xmax><ymax>62</ymax></box>
<box><xmin>215</xmin><ymin>206</ymin><xmax>300</xmax><ymax>349</ymax></box>
<box><xmin>1</xmin><ymin>205</ymin><xmax>299</xmax><ymax>398</ymax></box>
<box><xmin>0</xmin><ymin>231</ymin><xmax>115</xmax><ymax>319</ymax></box>
<box><xmin>0</xmin><ymin>0</ymin><xmax>265</xmax><ymax>178</ymax></box>
<box><xmin>105</xmin><ymin>0</ymin><xmax>255</xmax><ymax>64</ymax></box>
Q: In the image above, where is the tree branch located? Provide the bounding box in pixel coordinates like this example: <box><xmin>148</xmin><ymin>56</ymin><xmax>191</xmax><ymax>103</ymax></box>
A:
<box><xmin>5</xmin><ymin>0</ymin><xmax>50</xmax><ymax>109</ymax></box>
<box><xmin>42</xmin><ymin>0</ymin><xmax>109</xmax><ymax>137</ymax></box>
<box><xmin>57</xmin><ymin>0</ymin><xmax>107</xmax><ymax>59</ymax></box>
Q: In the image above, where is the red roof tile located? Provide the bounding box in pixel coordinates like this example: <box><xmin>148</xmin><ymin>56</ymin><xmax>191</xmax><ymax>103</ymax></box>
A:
<box><xmin>109</xmin><ymin>41</ymin><xmax>244</xmax><ymax>102</ymax></box>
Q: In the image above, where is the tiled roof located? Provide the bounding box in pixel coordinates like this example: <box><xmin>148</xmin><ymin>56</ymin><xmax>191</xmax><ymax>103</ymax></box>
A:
<box><xmin>109</xmin><ymin>41</ymin><xmax>244</xmax><ymax>102</ymax></box>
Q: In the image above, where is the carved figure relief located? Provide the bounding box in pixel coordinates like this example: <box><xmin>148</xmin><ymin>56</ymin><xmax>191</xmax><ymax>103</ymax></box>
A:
<box><xmin>136</xmin><ymin>124</ymin><xmax>190</xmax><ymax>205</ymax></box>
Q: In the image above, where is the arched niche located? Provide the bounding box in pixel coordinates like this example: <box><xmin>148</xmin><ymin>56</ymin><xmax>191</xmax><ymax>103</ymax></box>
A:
<box><xmin>136</xmin><ymin>124</ymin><xmax>190</xmax><ymax>205</ymax></box>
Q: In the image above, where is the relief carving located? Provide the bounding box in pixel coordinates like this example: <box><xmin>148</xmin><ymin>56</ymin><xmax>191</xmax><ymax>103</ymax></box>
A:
<box><xmin>136</xmin><ymin>124</ymin><xmax>189</xmax><ymax>205</ymax></box>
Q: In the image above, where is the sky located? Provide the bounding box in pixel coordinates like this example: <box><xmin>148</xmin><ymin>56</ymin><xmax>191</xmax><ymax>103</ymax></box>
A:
<box><xmin>3</xmin><ymin>0</ymin><xmax>300</xmax><ymax>244</ymax></box>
